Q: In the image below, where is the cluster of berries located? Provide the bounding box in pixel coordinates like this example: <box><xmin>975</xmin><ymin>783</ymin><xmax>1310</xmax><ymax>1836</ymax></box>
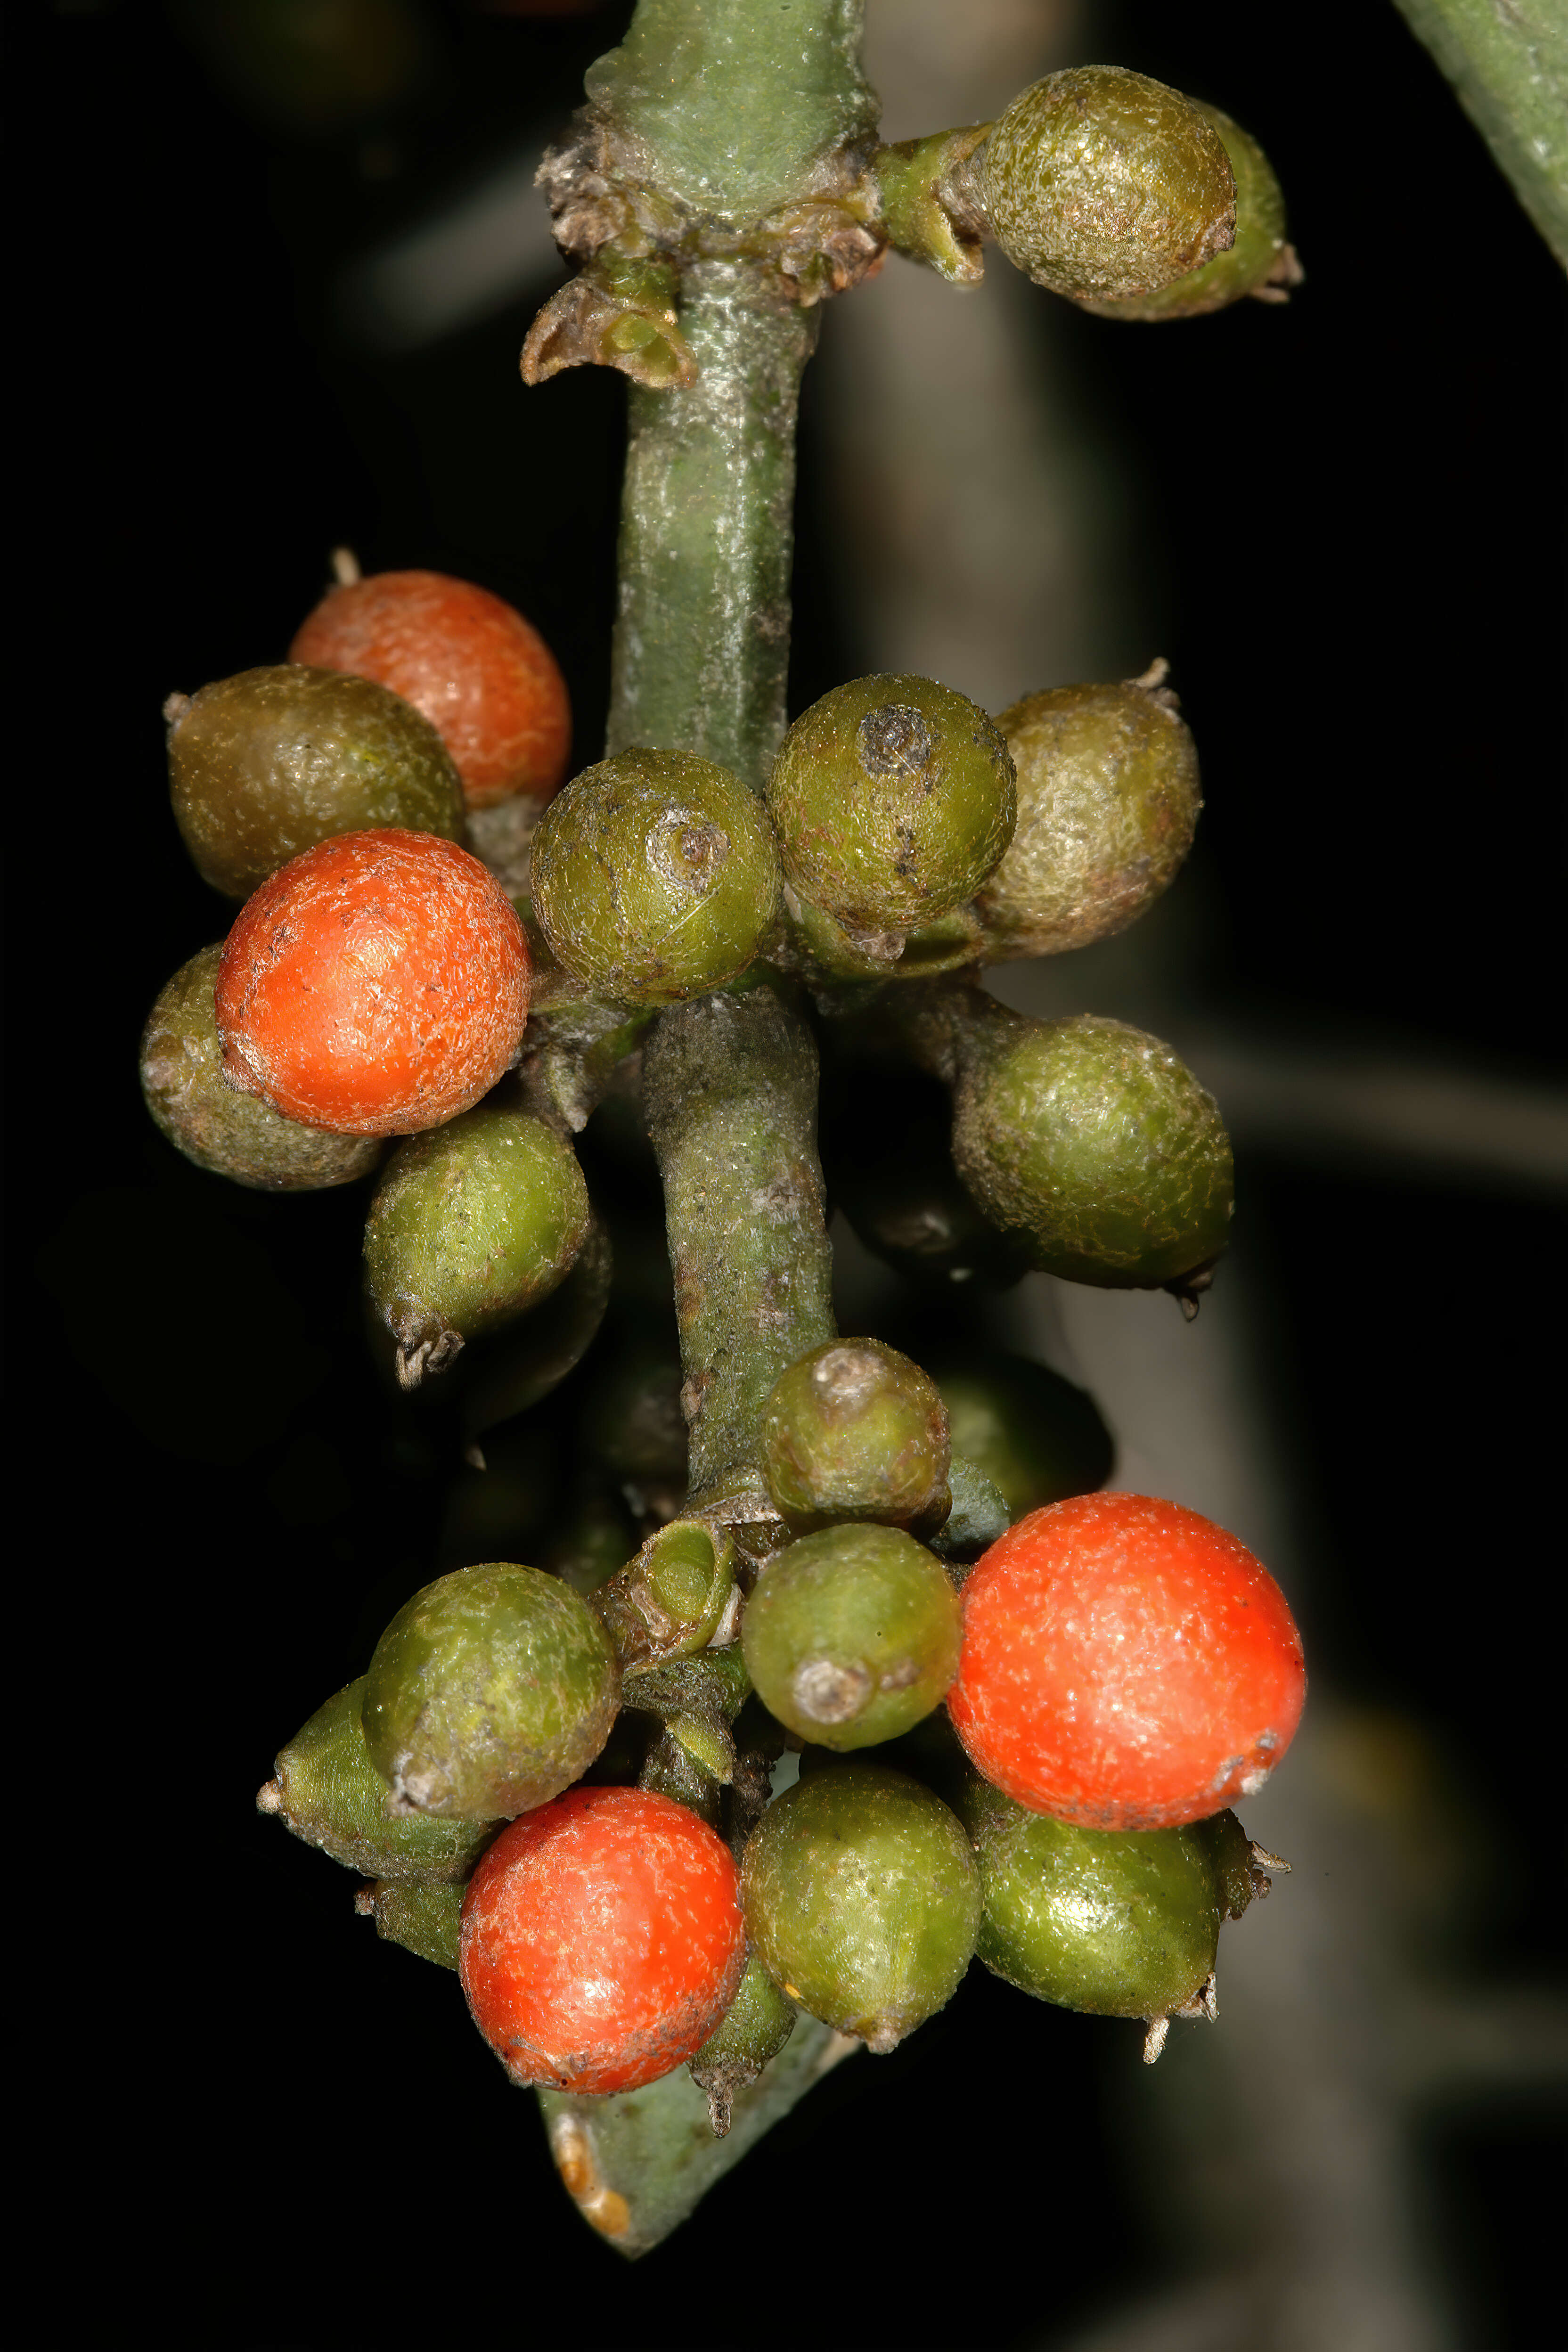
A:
<box><xmin>139</xmin><ymin>556</ymin><xmax>1305</xmax><ymax>2164</ymax></box>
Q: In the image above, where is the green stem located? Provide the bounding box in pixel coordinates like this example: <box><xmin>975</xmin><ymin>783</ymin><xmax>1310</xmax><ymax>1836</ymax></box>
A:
<box><xmin>1391</xmin><ymin>0</ymin><xmax>1568</xmax><ymax>267</ymax></box>
<box><xmin>608</xmin><ymin>281</ymin><xmax>814</xmax><ymax>789</ymax></box>
<box><xmin>642</xmin><ymin>983</ymin><xmax>837</xmax><ymax>1513</ymax></box>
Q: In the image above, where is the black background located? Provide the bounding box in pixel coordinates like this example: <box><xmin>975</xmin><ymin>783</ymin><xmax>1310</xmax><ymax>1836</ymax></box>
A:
<box><xmin>14</xmin><ymin>3</ymin><xmax>1564</xmax><ymax>2345</ymax></box>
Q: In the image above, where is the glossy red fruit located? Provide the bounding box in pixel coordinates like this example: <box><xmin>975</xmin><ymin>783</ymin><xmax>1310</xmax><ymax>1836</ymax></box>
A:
<box><xmin>216</xmin><ymin>829</ymin><xmax>529</xmax><ymax>1135</ymax></box>
<box><xmin>459</xmin><ymin>1786</ymin><xmax>746</xmax><ymax>2094</ymax></box>
<box><xmin>290</xmin><ymin>570</ymin><xmax>571</xmax><ymax>809</ymax></box>
<box><xmin>948</xmin><ymin>1493</ymin><xmax>1305</xmax><ymax>1829</ymax></box>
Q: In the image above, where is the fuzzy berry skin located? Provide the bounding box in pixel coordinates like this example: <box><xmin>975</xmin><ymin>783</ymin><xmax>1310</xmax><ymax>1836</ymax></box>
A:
<box><xmin>216</xmin><ymin>830</ymin><xmax>529</xmax><ymax>1135</ymax></box>
<box><xmin>459</xmin><ymin>1787</ymin><xmax>746</xmax><ymax>2095</ymax></box>
<box><xmin>290</xmin><ymin>570</ymin><xmax>571</xmax><ymax>809</ymax></box>
<box><xmin>949</xmin><ymin>1494</ymin><xmax>1305</xmax><ymax>1830</ymax></box>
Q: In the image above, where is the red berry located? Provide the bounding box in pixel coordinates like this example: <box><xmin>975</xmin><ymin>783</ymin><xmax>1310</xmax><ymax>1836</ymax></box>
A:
<box><xmin>290</xmin><ymin>570</ymin><xmax>571</xmax><ymax>809</ymax></box>
<box><xmin>216</xmin><ymin>829</ymin><xmax>529</xmax><ymax>1135</ymax></box>
<box><xmin>948</xmin><ymin>1493</ymin><xmax>1305</xmax><ymax>1830</ymax></box>
<box><xmin>459</xmin><ymin>1787</ymin><xmax>746</xmax><ymax>2095</ymax></box>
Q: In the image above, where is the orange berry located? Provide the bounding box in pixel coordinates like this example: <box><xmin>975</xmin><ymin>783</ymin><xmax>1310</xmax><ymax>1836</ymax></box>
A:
<box><xmin>215</xmin><ymin>829</ymin><xmax>529</xmax><ymax>1135</ymax></box>
<box><xmin>290</xmin><ymin>569</ymin><xmax>571</xmax><ymax>809</ymax></box>
<box><xmin>948</xmin><ymin>1493</ymin><xmax>1305</xmax><ymax>1830</ymax></box>
<box><xmin>459</xmin><ymin>1787</ymin><xmax>747</xmax><ymax>2095</ymax></box>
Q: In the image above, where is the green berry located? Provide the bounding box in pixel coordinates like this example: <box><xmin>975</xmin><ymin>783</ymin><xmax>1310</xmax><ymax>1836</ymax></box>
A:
<box><xmin>363</xmin><ymin>1104</ymin><xmax>591</xmax><ymax>1388</ymax></box>
<box><xmin>356</xmin><ymin>1875</ymin><xmax>466</xmax><ymax>1970</ymax></box>
<box><xmin>953</xmin><ymin>1013</ymin><xmax>1233</xmax><ymax>1290</ymax></box>
<box><xmin>931</xmin><ymin>1353</ymin><xmax>1114</xmax><ymax>1519</ymax></box>
<box><xmin>1080</xmin><ymin>106</ymin><xmax>1299</xmax><ymax>320</ymax></box>
<box><xmin>929</xmin><ymin>1457</ymin><xmax>1011</xmax><ymax>1571</ymax></box>
<box><xmin>457</xmin><ymin>1219</ymin><xmax>614</xmax><ymax>1439</ymax></box>
<box><xmin>766</xmin><ymin>675</ymin><xmax>1015</xmax><ymax>942</ymax></box>
<box><xmin>743</xmin><ymin>1523</ymin><xmax>963</xmax><ymax>1750</ymax></box>
<box><xmin>140</xmin><ymin>944</ymin><xmax>384</xmax><ymax>1191</ymax></box>
<box><xmin>977</xmin><ymin>677</ymin><xmax>1201</xmax><ymax>958</ymax></box>
<box><xmin>361</xmin><ymin>1563</ymin><xmax>620</xmax><ymax>1819</ymax></box>
<box><xmin>960</xmin><ymin>1775</ymin><xmax>1266</xmax><ymax>2025</ymax></box>
<box><xmin>977</xmin><ymin>66</ymin><xmax>1236</xmax><ymax>303</ymax></box>
<box><xmin>742</xmin><ymin>1764</ymin><xmax>980</xmax><ymax>2051</ymax></box>
<box><xmin>531</xmin><ymin>748</ymin><xmax>781</xmax><ymax>1003</ymax></box>
<box><xmin>257</xmin><ymin>1678</ymin><xmax>501</xmax><ymax>1879</ymax></box>
<box><xmin>760</xmin><ymin>1339</ymin><xmax>951</xmax><ymax>1534</ymax></box>
<box><xmin>167</xmin><ymin>664</ymin><xmax>465</xmax><ymax>900</ymax></box>
<box><xmin>688</xmin><ymin>1952</ymin><xmax>798</xmax><ymax>2134</ymax></box>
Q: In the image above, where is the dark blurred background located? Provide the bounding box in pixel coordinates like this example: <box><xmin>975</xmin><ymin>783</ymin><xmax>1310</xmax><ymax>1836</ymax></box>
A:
<box><xmin>15</xmin><ymin>3</ymin><xmax>1565</xmax><ymax>2345</ymax></box>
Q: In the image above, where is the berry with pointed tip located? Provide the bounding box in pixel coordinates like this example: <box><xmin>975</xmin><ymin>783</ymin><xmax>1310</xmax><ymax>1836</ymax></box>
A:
<box><xmin>977</xmin><ymin>677</ymin><xmax>1201</xmax><ymax>958</ymax></box>
<box><xmin>741</xmin><ymin>1764</ymin><xmax>980</xmax><ymax>2052</ymax></box>
<box><xmin>460</xmin><ymin>1786</ymin><xmax>746</xmax><ymax>2094</ymax></box>
<box><xmin>948</xmin><ymin>1494</ymin><xmax>1306</xmax><ymax>1829</ymax></box>
<box><xmin>531</xmin><ymin>748</ymin><xmax>781</xmax><ymax>1003</ymax></box>
<box><xmin>1079</xmin><ymin>106</ymin><xmax>1300</xmax><ymax>320</ymax></box>
<box><xmin>761</xmin><ymin>1338</ymin><xmax>951</xmax><ymax>1534</ymax></box>
<box><xmin>167</xmin><ymin>664</ymin><xmax>464</xmax><ymax>899</ymax></box>
<box><xmin>961</xmin><ymin>1775</ymin><xmax>1267</xmax><ymax>2021</ymax></box>
<box><xmin>290</xmin><ymin>568</ymin><xmax>571</xmax><ymax>808</ymax></box>
<box><xmin>362</xmin><ymin>1562</ymin><xmax>620</xmax><ymax>1819</ymax></box>
<box><xmin>952</xmin><ymin>1012</ymin><xmax>1232</xmax><ymax>1290</ymax></box>
<box><xmin>766</xmin><ymin>674</ymin><xmax>1015</xmax><ymax>944</ymax></box>
<box><xmin>141</xmin><ymin>945</ymin><xmax>384</xmax><ymax>1191</ymax></box>
<box><xmin>257</xmin><ymin>1678</ymin><xmax>502</xmax><ymax>1881</ymax></box>
<box><xmin>688</xmin><ymin>1952</ymin><xmax>797</xmax><ymax>2135</ymax></box>
<box><xmin>357</xmin><ymin>1876</ymin><xmax>466</xmax><ymax>1970</ymax></box>
<box><xmin>743</xmin><ymin>1522</ymin><xmax>963</xmax><ymax>1750</ymax></box>
<box><xmin>216</xmin><ymin>829</ymin><xmax>530</xmax><ymax>1136</ymax></box>
<box><xmin>976</xmin><ymin>66</ymin><xmax>1236</xmax><ymax>303</ymax></box>
<box><xmin>363</xmin><ymin>1103</ymin><xmax>590</xmax><ymax>1387</ymax></box>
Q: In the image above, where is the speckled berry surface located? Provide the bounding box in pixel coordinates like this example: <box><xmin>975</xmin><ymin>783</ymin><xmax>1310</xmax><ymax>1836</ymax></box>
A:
<box><xmin>953</xmin><ymin>1013</ymin><xmax>1233</xmax><ymax>1287</ymax></box>
<box><xmin>258</xmin><ymin>1678</ymin><xmax>502</xmax><ymax>1881</ymax></box>
<box><xmin>140</xmin><ymin>944</ymin><xmax>384</xmax><ymax>1190</ymax></box>
<box><xmin>978</xmin><ymin>65</ymin><xmax>1235</xmax><ymax>303</ymax></box>
<box><xmin>743</xmin><ymin>1522</ymin><xmax>963</xmax><ymax>1749</ymax></box>
<box><xmin>215</xmin><ymin>829</ymin><xmax>530</xmax><ymax>1135</ymax></box>
<box><xmin>460</xmin><ymin>1787</ymin><xmax>746</xmax><ymax>2093</ymax></box>
<box><xmin>765</xmin><ymin>673</ymin><xmax>1015</xmax><ymax>939</ymax></box>
<box><xmin>290</xmin><ymin>570</ymin><xmax>571</xmax><ymax>809</ymax></box>
<box><xmin>168</xmin><ymin>663</ymin><xmax>465</xmax><ymax>898</ymax></box>
<box><xmin>531</xmin><ymin>746</ymin><xmax>781</xmax><ymax>1003</ymax></box>
<box><xmin>760</xmin><ymin>1337</ymin><xmax>950</xmax><ymax>1531</ymax></box>
<box><xmin>363</xmin><ymin>1562</ymin><xmax>620</xmax><ymax>1820</ymax></box>
<box><xmin>1080</xmin><ymin>105</ymin><xmax>1298</xmax><ymax>321</ymax></box>
<box><xmin>978</xmin><ymin>680</ymin><xmax>1201</xmax><ymax>957</ymax></box>
<box><xmin>948</xmin><ymin>1493</ymin><xmax>1306</xmax><ymax>1829</ymax></box>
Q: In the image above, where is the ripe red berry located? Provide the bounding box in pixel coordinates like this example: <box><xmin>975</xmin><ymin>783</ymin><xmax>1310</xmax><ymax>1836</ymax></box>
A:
<box><xmin>216</xmin><ymin>829</ymin><xmax>529</xmax><ymax>1135</ymax></box>
<box><xmin>290</xmin><ymin>569</ymin><xmax>571</xmax><ymax>809</ymax></box>
<box><xmin>459</xmin><ymin>1786</ymin><xmax>746</xmax><ymax>2095</ymax></box>
<box><xmin>948</xmin><ymin>1493</ymin><xmax>1305</xmax><ymax>1830</ymax></box>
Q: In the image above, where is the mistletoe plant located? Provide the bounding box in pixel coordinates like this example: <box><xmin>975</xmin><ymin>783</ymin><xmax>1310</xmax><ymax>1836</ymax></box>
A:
<box><xmin>140</xmin><ymin>0</ymin><xmax>1340</xmax><ymax>2260</ymax></box>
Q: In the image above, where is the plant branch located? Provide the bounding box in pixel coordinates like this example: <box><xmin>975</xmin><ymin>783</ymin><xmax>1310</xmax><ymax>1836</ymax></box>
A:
<box><xmin>1391</xmin><ymin>0</ymin><xmax>1568</xmax><ymax>267</ymax></box>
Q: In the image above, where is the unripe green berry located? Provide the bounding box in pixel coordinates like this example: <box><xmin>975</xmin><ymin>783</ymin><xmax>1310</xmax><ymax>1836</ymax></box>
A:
<box><xmin>167</xmin><ymin>664</ymin><xmax>465</xmax><ymax>899</ymax></box>
<box><xmin>953</xmin><ymin>1014</ymin><xmax>1233</xmax><ymax>1289</ymax></box>
<box><xmin>743</xmin><ymin>1523</ymin><xmax>963</xmax><ymax>1751</ymax></box>
<box><xmin>363</xmin><ymin>1105</ymin><xmax>591</xmax><ymax>1388</ymax></box>
<box><xmin>766</xmin><ymin>675</ymin><xmax>1015</xmax><ymax>942</ymax></box>
<box><xmin>141</xmin><ymin>945</ymin><xmax>384</xmax><ymax>1191</ymax></box>
<box><xmin>932</xmin><ymin>1353</ymin><xmax>1114</xmax><ymax>1519</ymax></box>
<box><xmin>688</xmin><ymin>1952</ymin><xmax>797</xmax><ymax>2135</ymax></box>
<box><xmin>977</xmin><ymin>66</ymin><xmax>1236</xmax><ymax>303</ymax></box>
<box><xmin>356</xmin><ymin>1875</ymin><xmax>466</xmax><ymax>1970</ymax></box>
<box><xmin>760</xmin><ymin>1338</ymin><xmax>951</xmax><ymax>1534</ymax></box>
<box><xmin>961</xmin><ymin>1775</ymin><xmax>1263</xmax><ymax>2023</ymax></box>
<box><xmin>742</xmin><ymin>1764</ymin><xmax>980</xmax><ymax>2052</ymax></box>
<box><xmin>977</xmin><ymin>677</ymin><xmax>1201</xmax><ymax>958</ymax></box>
<box><xmin>257</xmin><ymin>1678</ymin><xmax>501</xmax><ymax>1879</ymax></box>
<box><xmin>1080</xmin><ymin>106</ymin><xmax>1299</xmax><ymax>320</ymax></box>
<box><xmin>531</xmin><ymin>748</ymin><xmax>781</xmax><ymax>1003</ymax></box>
<box><xmin>362</xmin><ymin>1563</ymin><xmax>620</xmax><ymax>1819</ymax></box>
